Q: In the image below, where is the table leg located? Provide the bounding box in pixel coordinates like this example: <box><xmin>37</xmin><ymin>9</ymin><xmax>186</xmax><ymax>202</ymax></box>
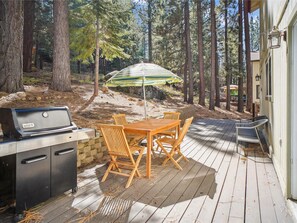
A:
<box><xmin>146</xmin><ymin>132</ymin><xmax>152</xmax><ymax>178</ymax></box>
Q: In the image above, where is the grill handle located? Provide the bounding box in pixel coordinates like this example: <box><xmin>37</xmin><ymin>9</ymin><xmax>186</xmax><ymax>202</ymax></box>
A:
<box><xmin>22</xmin><ymin>155</ymin><xmax>47</xmax><ymax>164</ymax></box>
<box><xmin>55</xmin><ymin>148</ymin><xmax>75</xmax><ymax>156</ymax></box>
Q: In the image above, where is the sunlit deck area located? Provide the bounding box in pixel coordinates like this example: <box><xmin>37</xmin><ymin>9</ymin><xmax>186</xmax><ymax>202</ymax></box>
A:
<box><xmin>2</xmin><ymin>119</ymin><xmax>293</xmax><ymax>223</ymax></box>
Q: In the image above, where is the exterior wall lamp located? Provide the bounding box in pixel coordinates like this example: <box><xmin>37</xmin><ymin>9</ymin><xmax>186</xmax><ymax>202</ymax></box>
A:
<box><xmin>268</xmin><ymin>26</ymin><xmax>287</xmax><ymax>49</ymax></box>
<box><xmin>255</xmin><ymin>74</ymin><xmax>261</xmax><ymax>81</ymax></box>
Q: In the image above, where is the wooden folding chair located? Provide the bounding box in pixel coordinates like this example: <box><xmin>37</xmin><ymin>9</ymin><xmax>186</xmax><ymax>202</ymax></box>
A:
<box><xmin>158</xmin><ymin>112</ymin><xmax>181</xmax><ymax>138</ymax></box>
<box><xmin>156</xmin><ymin>117</ymin><xmax>193</xmax><ymax>170</ymax></box>
<box><xmin>163</xmin><ymin>111</ymin><xmax>181</xmax><ymax>120</ymax></box>
<box><xmin>112</xmin><ymin>114</ymin><xmax>128</xmax><ymax>125</ymax></box>
<box><xmin>99</xmin><ymin>124</ymin><xmax>145</xmax><ymax>188</ymax></box>
<box><xmin>112</xmin><ymin>114</ymin><xmax>144</xmax><ymax>146</ymax></box>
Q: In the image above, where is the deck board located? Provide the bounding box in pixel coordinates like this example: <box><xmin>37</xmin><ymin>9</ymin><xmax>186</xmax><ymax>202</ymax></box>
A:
<box><xmin>0</xmin><ymin>119</ymin><xmax>293</xmax><ymax>223</ymax></box>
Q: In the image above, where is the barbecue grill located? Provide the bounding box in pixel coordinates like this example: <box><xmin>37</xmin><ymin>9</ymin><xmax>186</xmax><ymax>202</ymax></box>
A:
<box><xmin>0</xmin><ymin>106</ymin><xmax>95</xmax><ymax>213</ymax></box>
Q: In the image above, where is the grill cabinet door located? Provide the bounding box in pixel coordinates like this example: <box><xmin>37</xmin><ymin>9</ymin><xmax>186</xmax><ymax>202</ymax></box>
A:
<box><xmin>51</xmin><ymin>142</ymin><xmax>77</xmax><ymax>197</ymax></box>
<box><xmin>16</xmin><ymin>147</ymin><xmax>50</xmax><ymax>212</ymax></box>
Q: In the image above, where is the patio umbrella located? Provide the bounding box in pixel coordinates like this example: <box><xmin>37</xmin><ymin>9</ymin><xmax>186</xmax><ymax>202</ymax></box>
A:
<box><xmin>106</xmin><ymin>62</ymin><xmax>182</xmax><ymax>118</ymax></box>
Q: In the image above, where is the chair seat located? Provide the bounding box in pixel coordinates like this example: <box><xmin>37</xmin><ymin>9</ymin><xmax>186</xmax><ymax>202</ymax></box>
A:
<box><xmin>235</xmin><ymin>118</ymin><xmax>268</xmax><ymax>154</ymax></box>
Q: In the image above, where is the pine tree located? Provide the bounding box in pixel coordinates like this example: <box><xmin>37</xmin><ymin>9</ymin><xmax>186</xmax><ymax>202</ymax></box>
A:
<box><xmin>185</xmin><ymin>0</ymin><xmax>193</xmax><ymax>104</ymax></box>
<box><xmin>225</xmin><ymin>0</ymin><xmax>231</xmax><ymax>111</ymax></box>
<box><xmin>197</xmin><ymin>0</ymin><xmax>205</xmax><ymax>106</ymax></box>
<box><xmin>237</xmin><ymin>0</ymin><xmax>244</xmax><ymax>112</ymax></box>
<box><xmin>0</xmin><ymin>0</ymin><xmax>24</xmax><ymax>93</ymax></box>
<box><xmin>51</xmin><ymin>0</ymin><xmax>72</xmax><ymax>92</ymax></box>
<box><xmin>210</xmin><ymin>0</ymin><xmax>216</xmax><ymax>110</ymax></box>
<box><xmin>23</xmin><ymin>0</ymin><xmax>35</xmax><ymax>72</ymax></box>
<box><xmin>244</xmin><ymin>0</ymin><xmax>252</xmax><ymax>112</ymax></box>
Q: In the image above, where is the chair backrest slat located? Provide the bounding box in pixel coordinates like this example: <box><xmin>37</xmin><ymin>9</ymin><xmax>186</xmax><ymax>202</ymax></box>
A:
<box><xmin>173</xmin><ymin>117</ymin><xmax>193</xmax><ymax>148</ymax></box>
<box><xmin>112</xmin><ymin>114</ymin><xmax>128</xmax><ymax>125</ymax></box>
<box><xmin>99</xmin><ymin>124</ymin><xmax>131</xmax><ymax>158</ymax></box>
<box><xmin>163</xmin><ymin>112</ymin><xmax>180</xmax><ymax>120</ymax></box>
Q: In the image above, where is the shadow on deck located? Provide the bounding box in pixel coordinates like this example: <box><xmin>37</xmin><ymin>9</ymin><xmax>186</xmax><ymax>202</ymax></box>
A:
<box><xmin>0</xmin><ymin>119</ymin><xmax>293</xmax><ymax>223</ymax></box>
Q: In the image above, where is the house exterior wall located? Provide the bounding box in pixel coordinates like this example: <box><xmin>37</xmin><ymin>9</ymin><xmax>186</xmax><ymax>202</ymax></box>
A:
<box><xmin>258</xmin><ymin>0</ymin><xmax>297</xmax><ymax>197</ymax></box>
<box><xmin>252</xmin><ymin>60</ymin><xmax>260</xmax><ymax>103</ymax></box>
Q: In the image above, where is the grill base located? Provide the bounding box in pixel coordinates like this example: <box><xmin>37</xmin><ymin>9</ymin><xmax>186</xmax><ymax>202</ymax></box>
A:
<box><xmin>0</xmin><ymin>142</ymin><xmax>78</xmax><ymax>213</ymax></box>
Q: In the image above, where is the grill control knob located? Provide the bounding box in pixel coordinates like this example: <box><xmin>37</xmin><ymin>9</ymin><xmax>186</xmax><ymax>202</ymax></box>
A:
<box><xmin>42</xmin><ymin>112</ymin><xmax>49</xmax><ymax>118</ymax></box>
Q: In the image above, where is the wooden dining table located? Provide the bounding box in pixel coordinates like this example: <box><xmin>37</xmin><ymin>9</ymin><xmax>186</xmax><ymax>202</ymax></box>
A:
<box><xmin>124</xmin><ymin>119</ymin><xmax>180</xmax><ymax>178</ymax></box>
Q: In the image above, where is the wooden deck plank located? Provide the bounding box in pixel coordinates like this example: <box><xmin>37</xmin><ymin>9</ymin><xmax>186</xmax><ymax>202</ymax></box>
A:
<box><xmin>195</xmin><ymin>135</ymin><xmax>237</xmax><ymax>222</ymax></box>
<box><xmin>128</xmin><ymin>120</ymin><xmax>230</xmax><ymax>223</ymax></box>
<box><xmin>265</xmin><ymin>162</ymin><xmax>293</xmax><ymax>222</ymax></box>
<box><xmin>212</xmin><ymin>148</ymin><xmax>240</xmax><ymax>223</ymax></box>
<box><xmin>1</xmin><ymin>119</ymin><xmax>294</xmax><ymax>223</ymax></box>
<box><xmin>68</xmin><ymin>130</ymin><xmax>203</xmax><ymax>222</ymax></box>
<box><xmin>109</xmin><ymin>119</ymin><xmax>223</xmax><ymax>222</ymax></box>
<box><xmin>244</xmin><ymin>150</ymin><xmax>261</xmax><ymax>223</ymax></box>
<box><xmin>179</xmin><ymin>141</ymin><xmax>232</xmax><ymax>222</ymax></box>
<box><xmin>44</xmin><ymin>135</ymin><xmax>197</xmax><ymax>222</ymax></box>
<box><xmin>227</xmin><ymin>152</ymin><xmax>247</xmax><ymax>222</ymax></box>
<box><xmin>256</xmin><ymin>153</ymin><xmax>278</xmax><ymax>223</ymax></box>
<box><xmin>173</xmin><ymin>121</ymin><xmax>235</xmax><ymax>222</ymax></box>
<box><xmin>159</xmin><ymin>121</ymin><xmax>235</xmax><ymax>223</ymax></box>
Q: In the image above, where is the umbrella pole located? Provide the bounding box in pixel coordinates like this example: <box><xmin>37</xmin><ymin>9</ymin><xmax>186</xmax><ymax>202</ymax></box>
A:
<box><xmin>142</xmin><ymin>77</ymin><xmax>147</xmax><ymax>119</ymax></box>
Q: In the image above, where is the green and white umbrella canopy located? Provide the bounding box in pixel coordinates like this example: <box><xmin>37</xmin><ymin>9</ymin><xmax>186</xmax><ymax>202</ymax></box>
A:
<box><xmin>105</xmin><ymin>62</ymin><xmax>182</xmax><ymax>118</ymax></box>
<box><xmin>106</xmin><ymin>62</ymin><xmax>182</xmax><ymax>87</ymax></box>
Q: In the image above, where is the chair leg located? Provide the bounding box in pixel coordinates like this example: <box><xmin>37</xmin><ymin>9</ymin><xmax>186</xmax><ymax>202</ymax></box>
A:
<box><xmin>102</xmin><ymin>162</ymin><xmax>114</xmax><ymax>182</ymax></box>
<box><xmin>158</xmin><ymin>143</ymin><xmax>182</xmax><ymax>170</ymax></box>
<box><xmin>177</xmin><ymin>150</ymin><xmax>188</xmax><ymax>162</ymax></box>
<box><xmin>111</xmin><ymin>157</ymin><xmax>121</xmax><ymax>172</ymax></box>
<box><xmin>167</xmin><ymin>155</ymin><xmax>182</xmax><ymax>170</ymax></box>
<box><xmin>125</xmin><ymin>148</ymin><xmax>144</xmax><ymax>188</ymax></box>
<box><xmin>126</xmin><ymin>169</ymin><xmax>137</xmax><ymax>188</ymax></box>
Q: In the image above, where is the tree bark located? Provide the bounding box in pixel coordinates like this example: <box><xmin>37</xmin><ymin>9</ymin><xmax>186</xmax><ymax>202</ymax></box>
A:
<box><xmin>34</xmin><ymin>38</ymin><xmax>39</xmax><ymax>68</ymax></box>
<box><xmin>0</xmin><ymin>0</ymin><xmax>24</xmax><ymax>93</ymax></box>
<box><xmin>237</xmin><ymin>0</ymin><xmax>244</xmax><ymax>112</ymax></box>
<box><xmin>51</xmin><ymin>0</ymin><xmax>72</xmax><ymax>92</ymax></box>
<box><xmin>225</xmin><ymin>0</ymin><xmax>231</xmax><ymax>111</ymax></box>
<box><xmin>183</xmin><ymin>57</ymin><xmax>188</xmax><ymax>102</ymax></box>
<box><xmin>185</xmin><ymin>0</ymin><xmax>193</xmax><ymax>104</ymax></box>
<box><xmin>77</xmin><ymin>60</ymin><xmax>81</xmax><ymax>74</ymax></box>
<box><xmin>94</xmin><ymin>16</ymin><xmax>99</xmax><ymax>96</ymax></box>
<box><xmin>23</xmin><ymin>0</ymin><xmax>35</xmax><ymax>73</ymax></box>
<box><xmin>148</xmin><ymin>0</ymin><xmax>153</xmax><ymax>62</ymax></box>
<box><xmin>197</xmin><ymin>0</ymin><xmax>205</xmax><ymax>106</ymax></box>
<box><xmin>244</xmin><ymin>0</ymin><xmax>253</xmax><ymax>112</ymax></box>
<box><xmin>215</xmin><ymin>23</ymin><xmax>220</xmax><ymax>108</ymax></box>
<box><xmin>209</xmin><ymin>0</ymin><xmax>216</xmax><ymax>110</ymax></box>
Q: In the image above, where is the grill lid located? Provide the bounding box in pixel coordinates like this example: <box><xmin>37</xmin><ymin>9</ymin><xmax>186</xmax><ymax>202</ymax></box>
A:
<box><xmin>0</xmin><ymin>106</ymin><xmax>77</xmax><ymax>139</ymax></box>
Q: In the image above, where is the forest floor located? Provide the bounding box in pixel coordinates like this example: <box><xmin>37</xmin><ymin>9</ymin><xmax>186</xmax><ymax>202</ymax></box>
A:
<box><xmin>0</xmin><ymin>71</ymin><xmax>251</xmax><ymax>129</ymax></box>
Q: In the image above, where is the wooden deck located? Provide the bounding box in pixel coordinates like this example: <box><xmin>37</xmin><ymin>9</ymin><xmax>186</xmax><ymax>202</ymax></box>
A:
<box><xmin>1</xmin><ymin>119</ymin><xmax>293</xmax><ymax>222</ymax></box>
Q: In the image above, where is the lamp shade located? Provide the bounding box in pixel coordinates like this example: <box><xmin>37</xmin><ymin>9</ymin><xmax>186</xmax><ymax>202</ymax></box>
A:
<box><xmin>268</xmin><ymin>26</ymin><xmax>281</xmax><ymax>49</ymax></box>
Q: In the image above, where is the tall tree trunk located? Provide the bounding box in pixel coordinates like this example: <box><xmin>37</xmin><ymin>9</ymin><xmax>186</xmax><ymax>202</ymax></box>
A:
<box><xmin>183</xmin><ymin>57</ymin><xmax>188</xmax><ymax>102</ymax></box>
<box><xmin>215</xmin><ymin>26</ymin><xmax>220</xmax><ymax>108</ymax></box>
<box><xmin>0</xmin><ymin>0</ymin><xmax>24</xmax><ymax>93</ymax></box>
<box><xmin>244</xmin><ymin>0</ymin><xmax>252</xmax><ymax>112</ymax></box>
<box><xmin>237</xmin><ymin>0</ymin><xmax>244</xmax><ymax>112</ymax></box>
<box><xmin>197</xmin><ymin>0</ymin><xmax>205</xmax><ymax>106</ymax></box>
<box><xmin>148</xmin><ymin>0</ymin><xmax>152</xmax><ymax>62</ymax></box>
<box><xmin>51</xmin><ymin>0</ymin><xmax>72</xmax><ymax>92</ymax></box>
<box><xmin>23</xmin><ymin>0</ymin><xmax>35</xmax><ymax>72</ymax></box>
<box><xmin>209</xmin><ymin>0</ymin><xmax>216</xmax><ymax>110</ymax></box>
<box><xmin>34</xmin><ymin>38</ymin><xmax>39</xmax><ymax>68</ymax></box>
<box><xmin>94</xmin><ymin>16</ymin><xmax>100</xmax><ymax>96</ymax></box>
<box><xmin>185</xmin><ymin>0</ymin><xmax>193</xmax><ymax>104</ymax></box>
<box><xmin>77</xmin><ymin>60</ymin><xmax>81</xmax><ymax>74</ymax></box>
<box><xmin>225</xmin><ymin>0</ymin><xmax>231</xmax><ymax>111</ymax></box>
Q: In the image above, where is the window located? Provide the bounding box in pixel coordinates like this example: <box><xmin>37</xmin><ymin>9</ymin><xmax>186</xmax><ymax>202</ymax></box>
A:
<box><xmin>256</xmin><ymin>85</ymin><xmax>260</xmax><ymax>99</ymax></box>
<box><xmin>266</xmin><ymin>56</ymin><xmax>272</xmax><ymax>98</ymax></box>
